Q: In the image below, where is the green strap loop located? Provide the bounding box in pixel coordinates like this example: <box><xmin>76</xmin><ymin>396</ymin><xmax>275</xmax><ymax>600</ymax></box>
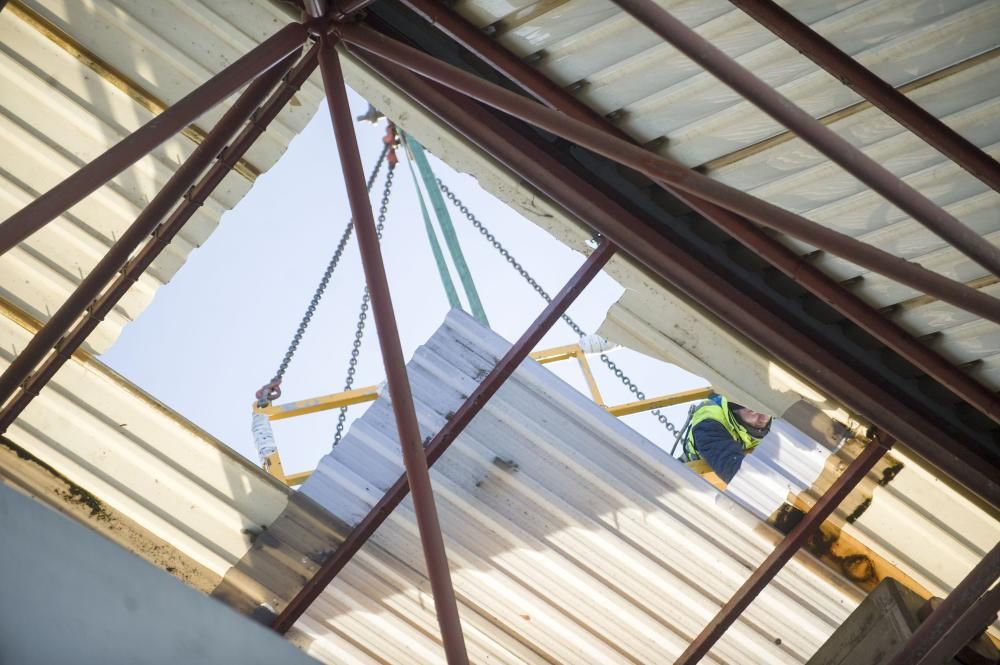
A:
<box><xmin>406</xmin><ymin>134</ymin><xmax>490</xmax><ymax>326</ymax></box>
<box><xmin>402</xmin><ymin>136</ymin><xmax>461</xmax><ymax>310</ymax></box>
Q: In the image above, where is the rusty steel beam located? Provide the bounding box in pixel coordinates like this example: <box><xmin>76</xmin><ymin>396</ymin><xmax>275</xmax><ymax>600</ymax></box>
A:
<box><xmin>400</xmin><ymin>0</ymin><xmax>1000</xmax><ymax>426</ymax></box>
<box><xmin>336</xmin><ymin>23</ymin><xmax>1000</xmax><ymax>327</ymax></box>
<box><xmin>315</xmin><ymin>36</ymin><xmax>469</xmax><ymax>665</ymax></box>
<box><xmin>0</xmin><ymin>47</ymin><xmax>320</xmax><ymax>434</ymax></box>
<box><xmin>889</xmin><ymin>541</ymin><xmax>1000</xmax><ymax>665</ymax></box>
<box><xmin>0</xmin><ymin>22</ymin><xmax>307</xmax><ymax>256</ymax></box>
<box><xmin>915</xmin><ymin>585</ymin><xmax>1000</xmax><ymax>665</ymax></box>
<box><xmin>272</xmin><ymin>239</ymin><xmax>616</xmax><ymax>633</ymax></box>
<box><xmin>400</xmin><ymin>0</ymin><xmax>612</xmax><ymax>134</ymax></box>
<box><xmin>0</xmin><ymin>51</ymin><xmax>299</xmax><ymax>411</ymax></box>
<box><xmin>675</xmin><ymin>435</ymin><xmax>893</xmax><ymax>664</ymax></box>
<box><xmin>331</xmin><ymin>0</ymin><xmax>380</xmax><ymax>20</ymax></box>
<box><xmin>679</xmin><ymin>196</ymin><xmax>1000</xmax><ymax>424</ymax></box>
<box><xmin>611</xmin><ymin>0</ymin><xmax>1000</xmax><ymax>277</ymax></box>
<box><xmin>301</xmin><ymin>0</ymin><xmax>327</xmax><ymax>18</ymax></box>
<box><xmin>730</xmin><ymin>0</ymin><xmax>1000</xmax><ymax>193</ymax></box>
<box><xmin>351</xmin><ymin>46</ymin><xmax>999</xmax><ymax>504</ymax></box>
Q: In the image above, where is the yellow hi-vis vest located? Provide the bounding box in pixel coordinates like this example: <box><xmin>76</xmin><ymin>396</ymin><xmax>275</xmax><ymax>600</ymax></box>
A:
<box><xmin>684</xmin><ymin>396</ymin><xmax>762</xmax><ymax>461</ymax></box>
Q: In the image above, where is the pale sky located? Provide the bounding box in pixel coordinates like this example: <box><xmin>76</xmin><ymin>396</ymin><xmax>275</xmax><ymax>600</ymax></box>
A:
<box><xmin>101</xmin><ymin>88</ymin><xmax>706</xmax><ymax>477</ymax></box>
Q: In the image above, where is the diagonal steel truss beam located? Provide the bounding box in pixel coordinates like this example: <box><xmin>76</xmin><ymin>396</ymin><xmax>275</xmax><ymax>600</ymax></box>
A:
<box><xmin>675</xmin><ymin>434</ymin><xmax>894</xmax><ymax>663</ymax></box>
<box><xmin>399</xmin><ymin>0</ymin><xmax>1000</xmax><ymax>427</ymax></box>
<box><xmin>316</xmin><ymin>35</ymin><xmax>469</xmax><ymax>664</ymax></box>
<box><xmin>337</xmin><ymin>23</ymin><xmax>1000</xmax><ymax>327</ymax></box>
<box><xmin>612</xmin><ymin>0</ymin><xmax>1000</xmax><ymax>277</ymax></box>
<box><xmin>0</xmin><ymin>46</ymin><xmax>321</xmax><ymax>432</ymax></box>
<box><xmin>0</xmin><ymin>22</ymin><xmax>308</xmax><ymax>256</ymax></box>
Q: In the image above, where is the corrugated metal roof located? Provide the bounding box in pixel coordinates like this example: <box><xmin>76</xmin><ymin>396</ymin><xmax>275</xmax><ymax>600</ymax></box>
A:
<box><xmin>0</xmin><ymin>0</ymin><xmax>325</xmax><ymax>353</ymax></box>
<box><xmin>296</xmin><ymin>310</ymin><xmax>863</xmax><ymax>664</ymax></box>
<box><xmin>0</xmin><ymin>300</ymin><xmax>289</xmax><ymax>577</ymax></box>
<box><xmin>448</xmin><ymin>0</ymin><xmax>1000</xmax><ymax>392</ymax></box>
<box><xmin>731</xmin><ymin>421</ymin><xmax>1000</xmax><ymax>604</ymax></box>
<box><xmin>0</xmin><ymin>297</ymin><xmax>348</xmax><ymax>617</ymax></box>
<box><xmin>601</xmin><ymin>292</ymin><xmax>1000</xmax><ymax>615</ymax></box>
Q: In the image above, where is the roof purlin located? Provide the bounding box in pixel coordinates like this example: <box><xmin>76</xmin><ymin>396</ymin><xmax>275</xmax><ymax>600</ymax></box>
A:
<box><xmin>363</xmin><ymin>1</ymin><xmax>1000</xmax><ymax>505</ymax></box>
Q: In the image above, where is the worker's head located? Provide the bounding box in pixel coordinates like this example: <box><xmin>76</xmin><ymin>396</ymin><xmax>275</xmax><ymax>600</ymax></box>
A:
<box><xmin>728</xmin><ymin>402</ymin><xmax>772</xmax><ymax>439</ymax></box>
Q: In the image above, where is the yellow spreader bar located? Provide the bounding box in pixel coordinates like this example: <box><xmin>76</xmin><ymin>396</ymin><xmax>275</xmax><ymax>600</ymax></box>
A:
<box><xmin>257</xmin><ymin>342</ymin><xmax>712</xmax><ymax>487</ymax></box>
<box><xmin>606</xmin><ymin>387</ymin><xmax>713</xmax><ymax>417</ymax></box>
<box><xmin>256</xmin><ymin>385</ymin><xmax>380</xmax><ymax>421</ymax></box>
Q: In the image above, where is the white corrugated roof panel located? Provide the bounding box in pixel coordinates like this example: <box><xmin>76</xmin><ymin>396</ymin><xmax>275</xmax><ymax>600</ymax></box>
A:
<box><xmin>0</xmin><ymin>296</ymin><xmax>352</xmax><ymax>618</ymax></box>
<box><xmin>0</xmin><ymin>0</ymin><xmax>324</xmax><ymax>353</ymax></box>
<box><xmin>296</xmin><ymin>310</ymin><xmax>863</xmax><ymax>664</ymax></box>
<box><xmin>0</xmin><ymin>302</ymin><xmax>289</xmax><ymax>577</ymax></box>
<box><xmin>444</xmin><ymin>0</ymin><xmax>1000</xmax><ymax>396</ymax></box>
<box><xmin>730</xmin><ymin>421</ymin><xmax>1000</xmax><ymax>605</ymax></box>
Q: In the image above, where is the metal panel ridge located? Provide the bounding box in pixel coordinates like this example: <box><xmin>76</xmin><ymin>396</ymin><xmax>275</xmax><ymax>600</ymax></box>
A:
<box><xmin>0</xmin><ymin>300</ymin><xmax>351</xmax><ymax>621</ymax></box>
<box><xmin>298</xmin><ymin>309</ymin><xmax>862</xmax><ymax>664</ymax></box>
<box><xmin>0</xmin><ymin>0</ymin><xmax>325</xmax><ymax>353</ymax></box>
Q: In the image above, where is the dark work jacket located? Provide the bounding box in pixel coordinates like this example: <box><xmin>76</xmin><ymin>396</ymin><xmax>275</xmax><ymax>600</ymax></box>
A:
<box><xmin>690</xmin><ymin>420</ymin><xmax>745</xmax><ymax>483</ymax></box>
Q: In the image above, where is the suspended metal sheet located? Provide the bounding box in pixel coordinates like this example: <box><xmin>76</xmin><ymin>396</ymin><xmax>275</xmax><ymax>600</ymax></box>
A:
<box><xmin>0</xmin><ymin>0</ymin><xmax>324</xmax><ymax>353</ymax></box>
<box><xmin>296</xmin><ymin>310</ymin><xmax>863</xmax><ymax>664</ymax></box>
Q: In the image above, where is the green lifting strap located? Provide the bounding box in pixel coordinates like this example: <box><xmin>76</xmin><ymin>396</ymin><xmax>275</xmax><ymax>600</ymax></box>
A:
<box><xmin>405</xmin><ymin>135</ymin><xmax>490</xmax><ymax>327</ymax></box>
<box><xmin>402</xmin><ymin>135</ymin><xmax>461</xmax><ymax>310</ymax></box>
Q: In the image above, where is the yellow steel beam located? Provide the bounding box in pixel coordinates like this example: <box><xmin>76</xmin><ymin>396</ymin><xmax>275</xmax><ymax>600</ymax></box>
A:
<box><xmin>529</xmin><ymin>343</ymin><xmax>580</xmax><ymax>364</ymax></box>
<box><xmin>574</xmin><ymin>350</ymin><xmax>605</xmax><ymax>406</ymax></box>
<box><xmin>263</xmin><ymin>451</ymin><xmax>288</xmax><ymax>484</ymax></box>
<box><xmin>257</xmin><ymin>385</ymin><xmax>379</xmax><ymax>421</ymax></box>
<box><xmin>685</xmin><ymin>459</ymin><xmax>727</xmax><ymax>491</ymax></box>
<box><xmin>284</xmin><ymin>471</ymin><xmax>313</xmax><ymax>486</ymax></box>
<box><xmin>606</xmin><ymin>387</ymin><xmax>712</xmax><ymax>417</ymax></box>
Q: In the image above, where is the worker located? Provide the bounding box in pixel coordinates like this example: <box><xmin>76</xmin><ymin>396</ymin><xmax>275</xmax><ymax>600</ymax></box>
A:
<box><xmin>683</xmin><ymin>394</ymin><xmax>772</xmax><ymax>484</ymax></box>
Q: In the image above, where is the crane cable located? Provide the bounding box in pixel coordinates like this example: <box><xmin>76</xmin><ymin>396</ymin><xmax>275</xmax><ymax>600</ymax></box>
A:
<box><xmin>435</xmin><ymin>179</ymin><xmax>685</xmax><ymax>450</ymax></box>
<box><xmin>400</xmin><ymin>133</ymin><xmax>461</xmax><ymax>310</ymax></box>
<box><xmin>254</xmin><ymin>121</ymin><xmax>683</xmax><ymax>457</ymax></box>
<box><xmin>254</xmin><ymin>128</ymin><xmax>395</xmax><ymax>407</ymax></box>
<box><xmin>332</xmin><ymin>143</ymin><xmax>398</xmax><ymax>447</ymax></box>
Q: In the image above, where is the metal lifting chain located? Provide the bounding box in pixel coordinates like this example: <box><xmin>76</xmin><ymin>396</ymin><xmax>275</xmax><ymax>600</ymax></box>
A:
<box><xmin>437</xmin><ymin>178</ymin><xmax>681</xmax><ymax>440</ymax></box>
<box><xmin>333</xmin><ymin>163</ymin><xmax>397</xmax><ymax>447</ymax></box>
<box><xmin>255</xmin><ymin>142</ymin><xmax>391</xmax><ymax>406</ymax></box>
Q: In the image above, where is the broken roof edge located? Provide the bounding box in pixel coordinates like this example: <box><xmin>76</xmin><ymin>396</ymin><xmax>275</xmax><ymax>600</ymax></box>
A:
<box><xmin>335</xmin><ymin>45</ymin><xmax>862</xmax><ymax>433</ymax></box>
<box><xmin>0</xmin><ymin>296</ymin><xmax>279</xmax><ymax>477</ymax></box>
<box><xmin>0</xmin><ymin>295</ymin><xmax>353</xmax><ymax>620</ymax></box>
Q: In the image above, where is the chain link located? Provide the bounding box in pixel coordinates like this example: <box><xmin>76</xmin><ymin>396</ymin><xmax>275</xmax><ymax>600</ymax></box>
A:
<box><xmin>333</xmin><ymin>164</ymin><xmax>397</xmax><ymax>446</ymax></box>
<box><xmin>256</xmin><ymin>144</ymin><xmax>389</xmax><ymax>405</ymax></box>
<box><xmin>438</xmin><ymin>181</ymin><xmax>585</xmax><ymax>337</ymax></box>
<box><xmin>437</xmin><ymin>178</ymin><xmax>679</xmax><ymax>437</ymax></box>
<box><xmin>599</xmin><ymin>354</ymin><xmax>680</xmax><ymax>438</ymax></box>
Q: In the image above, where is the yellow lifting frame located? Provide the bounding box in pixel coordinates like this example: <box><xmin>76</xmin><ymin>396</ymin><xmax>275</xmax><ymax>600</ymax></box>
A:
<box><xmin>255</xmin><ymin>342</ymin><xmax>711</xmax><ymax>486</ymax></box>
<box><xmin>257</xmin><ymin>385</ymin><xmax>380</xmax><ymax>421</ymax></box>
<box><xmin>530</xmin><ymin>343</ymin><xmax>606</xmax><ymax>405</ymax></box>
